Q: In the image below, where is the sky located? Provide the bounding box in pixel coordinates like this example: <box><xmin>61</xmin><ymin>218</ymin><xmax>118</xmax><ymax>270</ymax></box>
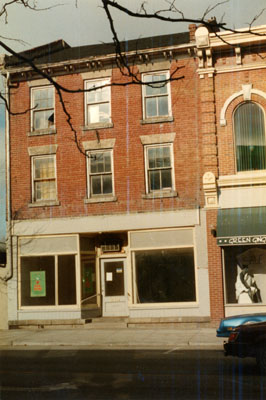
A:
<box><xmin>0</xmin><ymin>0</ymin><xmax>266</xmax><ymax>240</ymax></box>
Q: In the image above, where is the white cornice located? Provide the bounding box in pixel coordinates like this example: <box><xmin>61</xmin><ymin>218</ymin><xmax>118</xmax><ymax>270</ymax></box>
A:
<box><xmin>209</xmin><ymin>25</ymin><xmax>266</xmax><ymax>48</ymax></box>
<box><xmin>4</xmin><ymin>43</ymin><xmax>194</xmax><ymax>76</ymax></box>
<box><xmin>218</xmin><ymin>171</ymin><xmax>266</xmax><ymax>188</ymax></box>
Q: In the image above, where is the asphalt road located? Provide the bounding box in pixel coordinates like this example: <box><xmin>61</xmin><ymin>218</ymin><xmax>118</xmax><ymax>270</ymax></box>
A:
<box><xmin>0</xmin><ymin>349</ymin><xmax>266</xmax><ymax>400</ymax></box>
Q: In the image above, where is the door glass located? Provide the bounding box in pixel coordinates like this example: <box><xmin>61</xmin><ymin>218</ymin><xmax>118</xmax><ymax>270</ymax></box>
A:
<box><xmin>81</xmin><ymin>256</ymin><xmax>97</xmax><ymax>304</ymax></box>
<box><xmin>104</xmin><ymin>261</ymin><xmax>124</xmax><ymax>296</ymax></box>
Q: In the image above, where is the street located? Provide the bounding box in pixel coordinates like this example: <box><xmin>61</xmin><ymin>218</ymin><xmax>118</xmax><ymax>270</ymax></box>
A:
<box><xmin>0</xmin><ymin>349</ymin><xmax>266</xmax><ymax>399</ymax></box>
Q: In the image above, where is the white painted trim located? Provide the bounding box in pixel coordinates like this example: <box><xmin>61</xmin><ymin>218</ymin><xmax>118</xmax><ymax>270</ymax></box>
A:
<box><xmin>28</xmin><ymin>144</ymin><xmax>58</xmax><ymax>156</ymax></box>
<box><xmin>82</xmin><ymin>138</ymin><xmax>116</xmax><ymax>150</ymax></box>
<box><xmin>12</xmin><ymin>209</ymin><xmax>199</xmax><ymax>237</ymax></box>
<box><xmin>218</xmin><ymin>171</ymin><xmax>266</xmax><ymax>187</ymax></box>
<box><xmin>28</xmin><ymin>79</ymin><xmax>56</xmax><ymax>87</ymax></box>
<box><xmin>138</xmin><ymin>60</ymin><xmax>171</xmax><ymax>73</ymax></box>
<box><xmin>81</xmin><ymin>69</ymin><xmax>112</xmax><ymax>80</ymax></box>
<box><xmin>140</xmin><ymin>132</ymin><xmax>175</xmax><ymax>145</ymax></box>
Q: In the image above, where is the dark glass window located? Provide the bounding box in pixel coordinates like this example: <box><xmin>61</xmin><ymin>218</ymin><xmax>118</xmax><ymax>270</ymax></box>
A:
<box><xmin>234</xmin><ymin>102</ymin><xmax>266</xmax><ymax>171</ymax></box>
<box><xmin>20</xmin><ymin>255</ymin><xmax>77</xmax><ymax>307</ymax></box>
<box><xmin>135</xmin><ymin>248</ymin><xmax>196</xmax><ymax>303</ymax></box>
<box><xmin>21</xmin><ymin>256</ymin><xmax>55</xmax><ymax>306</ymax></box>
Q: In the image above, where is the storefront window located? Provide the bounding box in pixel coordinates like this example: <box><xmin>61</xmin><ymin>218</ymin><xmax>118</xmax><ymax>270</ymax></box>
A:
<box><xmin>134</xmin><ymin>248</ymin><xmax>196</xmax><ymax>303</ymax></box>
<box><xmin>20</xmin><ymin>255</ymin><xmax>77</xmax><ymax>307</ymax></box>
<box><xmin>224</xmin><ymin>246</ymin><xmax>266</xmax><ymax>304</ymax></box>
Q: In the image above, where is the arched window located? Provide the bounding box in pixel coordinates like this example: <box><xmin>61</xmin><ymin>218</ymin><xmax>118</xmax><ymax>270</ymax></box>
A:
<box><xmin>234</xmin><ymin>102</ymin><xmax>266</xmax><ymax>172</ymax></box>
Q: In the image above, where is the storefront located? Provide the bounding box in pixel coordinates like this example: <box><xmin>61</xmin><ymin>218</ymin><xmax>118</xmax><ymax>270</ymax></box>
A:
<box><xmin>8</xmin><ymin>224</ymin><xmax>210</xmax><ymax>323</ymax></box>
<box><xmin>217</xmin><ymin>207</ymin><xmax>266</xmax><ymax>317</ymax></box>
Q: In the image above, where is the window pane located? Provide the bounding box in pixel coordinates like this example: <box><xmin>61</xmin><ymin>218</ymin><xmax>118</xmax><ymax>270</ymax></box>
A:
<box><xmin>145</xmin><ymin>74</ymin><xmax>168</xmax><ymax>95</ymax></box>
<box><xmin>234</xmin><ymin>102</ymin><xmax>266</xmax><ymax>171</ymax></box>
<box><xmin>91</xmin><ymin>175</ymin><xmax>102</xmax><ymax>195</ymax></box>
<box><xmin>34</xmin><ymin>110</ymin><xmax>54</xmax><ymax>130</ymax></box>
<box><xmin>98</xmin><ymin>103</ymin><xmax>110</xmax><ymax>122</ymax></box>
<box><xmin>88</xmin><ymin>104</ymin><xmax>100</xmax><ymax>123</ymax></box>
<box><xmin>149</xmin><ymin>170</ymin><xmax>160</xmax><ymax>190</ymax></box>
<box><xmin>146</xmin><ymin>97</ymin><xmax>157</xmax><ymax>118</ymax></box>
<box><xmin>58</xmin><ymin>255</ymin><xmax>76</xmax><ymax>305</ymax></box>
<box><xmin>103</xmin><ymin>152</ymin><xmax>111</xmax><ymax>172</ymax></box>
<box><xmin>34</xmin><ymin>157</ymin><xmax>55</xmax><ymax>179</ymax></box>
<box><xmin>158</xmin><ymin>96</ymin><xmax>169</xmax><ymax>116</ymax></box>
<box><xmin>102</xmin><ymin>174</ymin><xmax>112</xmax><ymax>194</ymax></box>
<box><xmin>91</xmin><ymin>152</ymin><xmax>111</xmax><ymax>174</ymax></box>
<box><xmin>161</xmin><ymin>169</ymin><xmax>172</xmax><ymax>188</ymax></box>
<box><xmin>35</xmin><ymin>180</ymin><xmax>56</xmax><ymax>201</ymax></box>
<box><xmin>224</xmin><ymin>246</ymin><xmax>265</xmax><ymax>304</ymax></box>
<box><xmin>81</xmin><ymin>256</ymin><xmax>97</xmax><ymax>303</ymax></box>
<box><xmin>104</xmin><ymin>261</ymin><xmax>124</xmax><ymax>296</ymax></box>
<box><xmin>162</xmin><ymin>146</ymin><xmax>171</xmax><ymax>167</ymax></box>
<box><xmin>135</xmin><ymin>248</ymin><xmax>196</xmax><ymax>303</ymax></box>
<box><xmin>21</xmin><ymin>256</ymin><xmax>55</xmax><ymax>306</ymax></box>
<box><xmin>148</xmin><ymin>147</ymin><xmax>171</xmax><ymax>169</ymax></box>
<box><xmin>91</xmin><ymin>154</ymin><xmax>104</xmax><ymax>173</ymax></box>
<box><xmin>87</xmin><ymin>81</ymin><xmax>109</xmax><ymax>104</ymax></box>
<box><xmin>148</xmin><ymin>148</ymin><xmax>156</xmax><ymax>169</ymax></box>
<box><xmin>33</xmin><ymin>88</ymin><xmax>53</xmax><ymax>109</ymax></box>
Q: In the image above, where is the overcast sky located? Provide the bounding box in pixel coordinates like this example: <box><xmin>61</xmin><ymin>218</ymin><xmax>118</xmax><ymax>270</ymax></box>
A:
<box><xmin>1</xmin><ymin>0</ymin><xmax>266</xmax><ymax>52</ymax></box>
<box><xmin>0</xmin><ymin>0</ymin><xmax>266</xmax><ymax>239</ymax></box>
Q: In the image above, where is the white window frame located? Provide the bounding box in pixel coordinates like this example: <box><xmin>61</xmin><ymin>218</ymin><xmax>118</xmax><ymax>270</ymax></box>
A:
<box><xmin>86</xmin><ymin>149</ymin><xmax>114</xmax><ymax>198</ymax></box>
<box><xmin>84</xmin><ymin>78</ymin><xmax>111</xmax><ymax>125</ymax></box>
<box><xmin>144</xmin><ymin>143</ymin><xmax>175</xmax><ymax>194</ymax></box>
<box><xmin>31</xmin><ymin>86</ymin><xmax>55</xmax><ymax>131</ymax></box>
<box><xmin>142</xmin><ymin>71</ymin><xmax>172</xmax><ymax>120</ymax></box>
<box><xmin>31</xmin><ymin>154</ymin><xmax>57</xmax><ymax>203</ymax></box>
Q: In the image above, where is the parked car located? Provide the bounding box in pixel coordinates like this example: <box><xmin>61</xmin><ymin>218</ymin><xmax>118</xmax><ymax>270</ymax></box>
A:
<box><xmin>224</xmin><ymin>321</ymin><xmax>266</xmax><ymax>372</ymax></box>
<box><xmin>216</xmin><ymin>313</ymin><xmax>266</xmax><ymax>337</ymax></box>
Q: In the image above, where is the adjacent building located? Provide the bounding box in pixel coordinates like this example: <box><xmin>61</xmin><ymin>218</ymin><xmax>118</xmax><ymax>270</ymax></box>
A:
<box><xmin>2</xmin><ymin>23</ymin><xmax>266</xmax><ymax>327</ymax></box>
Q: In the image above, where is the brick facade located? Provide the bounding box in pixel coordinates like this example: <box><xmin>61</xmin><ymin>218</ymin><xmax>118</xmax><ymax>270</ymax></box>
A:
<box><xmin>3</xmin><ymin>25</ymin><xmax>266</xmax><ymax>325</ymax></box>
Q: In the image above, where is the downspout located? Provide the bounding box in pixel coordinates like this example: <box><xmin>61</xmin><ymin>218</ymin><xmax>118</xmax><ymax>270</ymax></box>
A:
<box><xmin>0</xmin><ymin>69</ymin><xmax>12</xmax><ymax>281</ymax></box>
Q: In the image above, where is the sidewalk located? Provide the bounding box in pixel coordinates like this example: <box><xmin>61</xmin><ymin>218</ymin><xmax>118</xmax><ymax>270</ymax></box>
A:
<box><xmin>0</xmin><ymin>327</ymin><xmax>225</xmax><ymax>350</ymax></box>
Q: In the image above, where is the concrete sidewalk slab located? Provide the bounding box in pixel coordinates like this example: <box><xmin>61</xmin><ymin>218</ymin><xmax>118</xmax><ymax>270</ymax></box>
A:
<box><xmin>0</xmin><ymin>328</ymin><xmax>225</xmax><ymax>350</ymax></box>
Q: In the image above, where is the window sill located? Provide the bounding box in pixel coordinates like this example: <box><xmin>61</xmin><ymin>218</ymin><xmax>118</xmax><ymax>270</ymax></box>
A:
<box><xmin>218</xmin><ymin>171</ymin><xmax>266</xmax><ymax>188</ymax></box>
<box><xmin>140</xmin><ymin>116</ymin><xmax>173</xmax><ymax>125</ymax></box>
<box><xmin>84</xmin><ymin>195</ymin><xmax>117</xmax><ymax>204</ymax></box>
<box><xmin>82</xmin><ymin>122</ymin><xmax>113</xmax><ymax>131</ymax></box>
<box><xmin>28</xmin><ymin>200</ymin><xmax>60</xmax><ymax>208</ymax></box>
<box><xmin>28</xmin><ymin>128</ymin><xmax>56</xmax><ymax>136</ymax></box>
<box><xmin>142</xmin><ymin>191</ymin><xmax>177</xmax><ymax>199</ymax></box>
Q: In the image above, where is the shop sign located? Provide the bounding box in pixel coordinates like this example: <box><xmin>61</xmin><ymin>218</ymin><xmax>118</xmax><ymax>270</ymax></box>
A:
<box><xmin>217</xmin><ymin>235</ymin><xmax>266</xmax><ymax>246</ymax></box>
<box><xmin>30</xmin><ymin>271</ymin><xmax>46</xmax><ymax>297</ymax></box>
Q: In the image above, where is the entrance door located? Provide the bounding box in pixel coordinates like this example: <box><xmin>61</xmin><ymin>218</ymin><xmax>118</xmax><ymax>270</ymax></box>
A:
<box><xmin>100</xmin><ymin>258</ymin><xmax>128</xmax><ymax>317</ymax></box>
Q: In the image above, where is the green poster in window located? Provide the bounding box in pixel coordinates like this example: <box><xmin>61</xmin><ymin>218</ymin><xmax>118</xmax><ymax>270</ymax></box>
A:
<box><xmin>30</xmin><ymin>271</ymin><xmax>46</xmax><ymax>297</ymax></box>
<box><xmin>83</xmin><ymin>268</ymin><xmax>93</xmax><ymax>295</ymax></box>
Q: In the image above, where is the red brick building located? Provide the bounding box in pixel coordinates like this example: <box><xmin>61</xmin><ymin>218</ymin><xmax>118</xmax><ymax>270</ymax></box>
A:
<box><xmin>2</xmin><ymin>24</ymin><xmax>266</xmax><ymax>326</ymax></box>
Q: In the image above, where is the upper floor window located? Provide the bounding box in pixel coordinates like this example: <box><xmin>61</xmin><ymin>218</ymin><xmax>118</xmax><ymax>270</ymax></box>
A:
<box><xmin>142</xmin><ymin>72</ymin><xmax>171</xmax><ymax>119</ymax></box>
<box><xmin>32</xmin><ymin>155</ymin><xmax>57</xmax><ymax>202</ymax></box>
<box><xmin>87</xmin><ymin>150</ymin><xmax>113</xmax><ymax>197</ymax></box>
<box><xmin>85</xmin><ymin>79</ymin><xmax>111</xmax><ymax>125</ymax></box>
<box><xmin>31</xmin><ymin>86</ymin><xmax>55</xmax><ymax>131</ymax></box>
<box><xmin>234</xmin><ymin>102</ymin><xmax>266</xmax><ymax>172</ymax></box>
<box><xmin>145</xmin><ymin>144</ymin><xmax>174</xmax><ymax>193</ymax></box>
